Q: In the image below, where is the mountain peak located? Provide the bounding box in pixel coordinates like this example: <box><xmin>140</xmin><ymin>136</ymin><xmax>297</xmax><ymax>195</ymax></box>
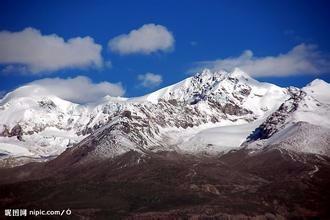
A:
<box><xmin>303</xmin><ymin>78</ymin><xmax>330</xmax><ymax>104</ymax></box>
<box><xmin>228</xmin><ymin>68</ymin><xmax>252</xmax><ymax>80</ymax></box>
<box><xmin>193</xmin><ymin>69</ymin><xmax>225</xmax><ymax>82</ymax></box>
<box><xmin>194</xmin><ymin>68</ymin><xmax>253</xmax><ymax>83</ymax></box>
<box><xmin>0</xmin><ymin>84</ymin><xmax>48</xmax><ymax>105</ymax></box>
<box><xmin>306</xmin><ymin>78</ymin><xmax>329</xmax><ymax>88</ymax></box>
<box><xmin>134</xmin><ymin>68</ymin><xmax>270</xmax><ymax>105</ymax></box>
<box><xmin>198</xmin><ymin>68</ymin><xmax>213</xmax><ymax>76</ymax></box>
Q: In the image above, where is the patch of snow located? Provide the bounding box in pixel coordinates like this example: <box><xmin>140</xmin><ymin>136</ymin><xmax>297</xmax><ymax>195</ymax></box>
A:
<box><xmin>308</xmin><ymin>165</ymin><xmax>319</xmax><ymax>177</ymax></box>
<box><xmin>0</xmin><ymin>142</ymin><xmax>33</xmax><ymax>157</ymax></box>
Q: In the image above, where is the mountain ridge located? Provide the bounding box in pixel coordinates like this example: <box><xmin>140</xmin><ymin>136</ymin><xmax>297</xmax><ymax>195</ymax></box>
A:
<box><xmin>1</xmin><ymin>69</ymin><xmax>330</xmax><ymax>218</ymax></box>
<box><xmin>0</xmin><ymin>68</ymin><xmax>329</xmax><ymax>167</ymax></box>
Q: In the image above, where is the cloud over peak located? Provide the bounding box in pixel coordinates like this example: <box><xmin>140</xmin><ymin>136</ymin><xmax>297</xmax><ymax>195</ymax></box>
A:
<box><xmin>0</xmin><ymin>27</ymin><xmax>103</xmax><ymax>74</ymax></box>
<box><xmin>108</xmin><ymin>24</ymin><xmax>174</xmax><ymax>55</ymax></box>
<box><xmin>138</xmin><ymin>72</ymin><xmax>163</xmax><ymax>88</ymax></box>
<box><xmin>3</xmin><ymin>76</ymin><xmax>125</xmax><ymax>104</ymax></box>
<box><xmin>191</xmin><ymin>44</ymin><xmax>330</xmax><ymax>77</ymax></box>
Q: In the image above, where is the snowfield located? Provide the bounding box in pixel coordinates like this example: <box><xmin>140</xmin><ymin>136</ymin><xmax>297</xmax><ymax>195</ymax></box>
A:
<box><xmin>180</xmin><ymin>120</ymin><xmax>263</xmax><ymax>153</ymax></box>
<box><xmin>163</xmin><ymin>119</ymin><xmax>263</xmax><ymax>154</ymax></box>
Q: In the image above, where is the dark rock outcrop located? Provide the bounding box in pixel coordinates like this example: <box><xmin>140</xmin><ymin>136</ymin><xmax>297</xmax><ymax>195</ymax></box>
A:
<box><xmin>0</xmin><ymin>124</ymin><xmax>23</xmax><ymax>140</ymax></box>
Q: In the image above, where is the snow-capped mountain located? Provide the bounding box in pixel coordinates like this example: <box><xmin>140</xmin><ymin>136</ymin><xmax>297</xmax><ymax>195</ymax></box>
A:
<box><xmin>0</xmin><ymin>68</ymin><xmax>329</xmax><ymax>166</ymax></box>
<box><xmin>245</xmin><ymin>79</ymin><xmax>330</xmax><ymax>155</ymax></box>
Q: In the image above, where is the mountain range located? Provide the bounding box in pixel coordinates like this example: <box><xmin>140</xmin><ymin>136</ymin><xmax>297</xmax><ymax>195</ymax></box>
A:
<box><xmin>0</xmin><ymin>68</ymin><xmax>330</xmax><ymax>219</ymax></box>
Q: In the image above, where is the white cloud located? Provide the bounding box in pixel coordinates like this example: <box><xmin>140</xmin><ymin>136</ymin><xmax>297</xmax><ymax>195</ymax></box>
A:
<box><xmin>0</xmin><ymin>27</ymin><xmax>103</xmax><ymax>74</ymax></box>
<box><xmin>191</xmin><ymin>44</ymin><xmax>330</xmax><ymax>77</ymax></box>
<box><xmin>108</xmin><ymin>24</ymin><xmax>174</xmax><ymax>55</ymax></box>
<box><xmin>5</xmin><ymin>76</ymin><xmax>125</xmax><ymax>104</ymax></box>
<box><xmin>138</xmin><ymin>72</ymin><xmax>163</xmax><ymax>88</ymax></box>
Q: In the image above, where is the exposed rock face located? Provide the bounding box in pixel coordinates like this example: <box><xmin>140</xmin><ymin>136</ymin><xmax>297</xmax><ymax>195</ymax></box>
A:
<box><xmin>38</xmin><ymin>99</ymin><xmax>56</xmax><ymax>110</ymax></box>
<box><xmin>0</xmin><ymin>124</ymin><xmax>23</xmax><ymax>140</ymax></box>
<box><xmin>222</xmin><ymin>103</ymin><xmax>252</xmax><ymax>116</ymax></box>
<box><xmin>10</xmin><ymin>124</ymin><xmax>23</xmax><ymax>138</ymax></box>
<box><xmin>0</xmin><ymin>126</ymin><xmax>10</xmax><ymax>137</ymax></box>
<box><xmin>246</xmin><ymin>88</ymin><xmax>306</xmax><ymax>141</ymax></box>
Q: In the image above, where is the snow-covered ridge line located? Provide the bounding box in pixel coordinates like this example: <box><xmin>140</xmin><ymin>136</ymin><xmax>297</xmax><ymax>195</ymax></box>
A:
<box><xmin>0</xmin><ymin>68</ymin><xmax>329</xmax><ymax>166</ymax></box>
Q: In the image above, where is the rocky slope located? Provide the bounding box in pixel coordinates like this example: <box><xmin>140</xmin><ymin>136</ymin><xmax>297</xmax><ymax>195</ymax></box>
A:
<box><xmin>1</xmin><ymin>149</ymin><xmax>329</xmax><ymax>219</ymax></box>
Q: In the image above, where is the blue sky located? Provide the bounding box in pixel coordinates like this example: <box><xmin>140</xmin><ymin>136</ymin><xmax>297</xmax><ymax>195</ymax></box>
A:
<box><xmin>0</xmin><ymin>0</ymin><xmax>330</xmax><ymax>99</ymax></box>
